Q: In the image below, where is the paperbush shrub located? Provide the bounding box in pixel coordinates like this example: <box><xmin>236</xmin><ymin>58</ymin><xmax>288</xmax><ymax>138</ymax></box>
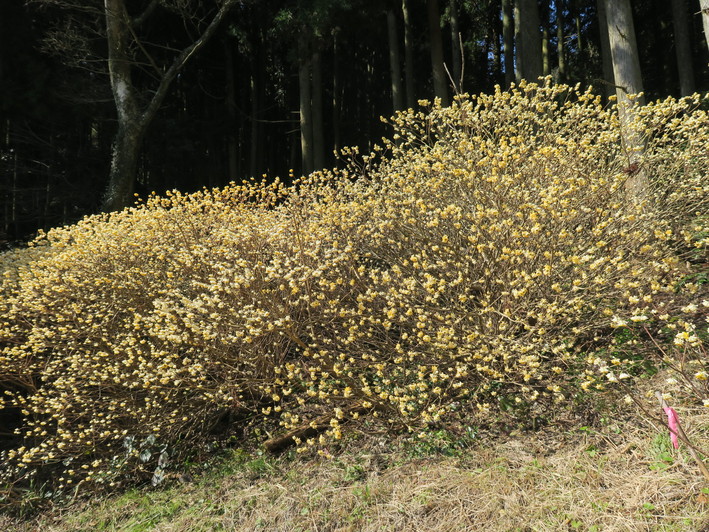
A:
<box><xmin>0</xmin><ymin>80</ymin><xmax>707</xmax><ymax>507</ymax></box>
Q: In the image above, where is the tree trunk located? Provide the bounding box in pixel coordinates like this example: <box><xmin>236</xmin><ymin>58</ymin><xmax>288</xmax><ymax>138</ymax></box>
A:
<box><xmin>539</xmin><ymin>0</ymin><xmax>550</xmax><ymax>75</ymax></box>
<box><xmin>298</xmin><ymin>39</ymin><xmax>314</xmax><ymax>176</ymax></box>
<box><xmin>249</xmin><ymin>69</ymin><xmax>260</xmax><ymax>178</ymax></box>
<box><xmin>402</xmin><ymin>0</ymin><xmax>416</xmax><ymax>108</ymax></box>
<box><xmin>224</xmin><ymin>39</ymin><xmax>238</xmax><ymax>182</ymax></box>
<box><xmin>670</xmin><ymin>0</ymin><xmax>695</xmax><ymax>96</ymax></box>
<box><xmin>491</xmin><ymin>3</ymin><xmax>502</xmax><ymax>81</ymax></box>
<box><xmin>387</xmin><ymin>9</ymin><xmax>405</xmax><ymax>112</ymax></box>
<box><xmin>516</xmin><ymin>0</ymin><xmax>543</xmax><ymax>82</ymax></box>
<box><xmin>542</xmin><ymin>28</ymin><xmax>550</xmax><ymax>76</ymax></box>
<box><xmin>106</xmin><ymin>123</ymin><xmax>144</xmax><ymax>211</ymax></box>
<box><xmin>701</xmin><ymin>0</ymin><xmax>709</xmax><ymax>51</ymax></box>
<box><xmin>514</xmin><ymin>0</ymin><xmax>522</xmax><ymax>82</ymax></box>
<box><xmin>502</xmin><ymin>0</ymin><xmax>514</xmax><ymax>86</ymax></box>
<box><xmin>332</xmin><ymin>31</ymin><xmax>341</xmax><ymax>155</ymax></box>
<box><xmin>449</xmin><ymin>0</ymin><xmax>462</xmax><ymax>91</ymax></box>
<box><xmin>604</xmin><ymin>0</ymin><xmax>644</xmax><ymax>100</ymax></box>
<box><xmin>654</xmin><ymin>6</ymin><xmax>674</xmax><ymax>96</ymax></box>
<box><xmin>102</xmin><ymin>0</ymin><xmax>236</xmax><ymax>211</ymax></box>
<box><xmin>427</xmin><ymin>0</ymin><xmax>449</xmax><ymax>105</ymax></box>
<box><xmin>596</xmin><ymin>0</ymin><xmax>615</xmax><ymax>101</ymax></box>
<box><xmin>603</xmin><ymin>0</ymin><xmax>647</xmax><ymax>199</ymax></box>
<box><xmin>103</xmin><ymin>0</ymin><xmax>142</xmax><ymax>212</ymax></box>
<box><xmin>311</xmin><ymin>50</ymin><xmax>325</xmax><ymax>171</ymax></box>
<box><xmin>573</xmin><ymin>0</ymin><xmax>583</xmax><ymax>53</ymax></box>
<box><xmin>557</xmin><ymin>0</ymin><xmax>566</xmax><ymax>81</ymax></box>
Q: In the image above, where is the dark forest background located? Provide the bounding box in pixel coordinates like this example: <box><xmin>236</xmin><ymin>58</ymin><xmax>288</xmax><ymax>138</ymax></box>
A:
<box><xmin>1</xmin><ymin>0</ymin><xmax>708</xmax><ymax>246</ymax></box>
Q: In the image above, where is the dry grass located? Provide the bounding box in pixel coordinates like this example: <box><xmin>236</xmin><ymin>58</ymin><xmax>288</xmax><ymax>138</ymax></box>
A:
<box><xmin>4</xmin><ymin>391</ymin><xmax>709</xmax><ymax>532</ymax></box>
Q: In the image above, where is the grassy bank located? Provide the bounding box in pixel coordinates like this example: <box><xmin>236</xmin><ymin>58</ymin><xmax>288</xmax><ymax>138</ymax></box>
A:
<box><xmin>3</xmin><ymin>387</ymin><xmax>709</xmax><ymax>531</ymax></box>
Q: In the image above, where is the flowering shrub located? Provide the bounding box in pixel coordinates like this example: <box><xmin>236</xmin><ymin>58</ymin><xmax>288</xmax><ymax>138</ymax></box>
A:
<box><xmin>1</xmin><ymin>80</ymin><xmax>707</xmax><ymax>507</ymax></box>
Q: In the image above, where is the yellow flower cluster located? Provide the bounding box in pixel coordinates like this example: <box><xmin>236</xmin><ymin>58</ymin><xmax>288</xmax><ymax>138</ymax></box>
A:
<box><xmin>0</xmin><ymin>80</ymin><xmax>707</xmax><ymax>504</ymax></box>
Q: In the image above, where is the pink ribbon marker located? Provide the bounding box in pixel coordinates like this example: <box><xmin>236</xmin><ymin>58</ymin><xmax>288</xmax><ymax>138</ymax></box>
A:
<box><xmin>663</xmin><ymin>406</ymin><xmax>680</xmax><ymax>449</ymax></box>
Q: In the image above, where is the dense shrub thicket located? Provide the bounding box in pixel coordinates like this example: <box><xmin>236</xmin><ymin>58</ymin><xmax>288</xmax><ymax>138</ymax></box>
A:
<box><xmin>1</xmin><ymin>80</ymin><xmax>707</xmax><ymax>508</ymax></box>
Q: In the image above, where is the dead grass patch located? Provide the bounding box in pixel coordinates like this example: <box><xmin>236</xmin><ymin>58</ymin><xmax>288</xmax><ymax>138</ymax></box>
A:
<box><xmin>5</xmin><ymin>398</ymin><xmax>709</xmax><ymax>532</ymax></box>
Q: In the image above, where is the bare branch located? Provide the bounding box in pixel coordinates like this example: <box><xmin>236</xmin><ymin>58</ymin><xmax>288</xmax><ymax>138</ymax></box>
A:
<box><xmin>131</xmin><ymin>0</ymin><xmax>159</xmax><ymax>29</ymax></box>
<box><xmin>141</xmin><ymin>0</ymin><xmax>239</xmax><ymax>125</ymax></box>
<box><xmin>125</xmin><ymin>15</ymin><xmax>162</xmax><ymax>77</ymax></box>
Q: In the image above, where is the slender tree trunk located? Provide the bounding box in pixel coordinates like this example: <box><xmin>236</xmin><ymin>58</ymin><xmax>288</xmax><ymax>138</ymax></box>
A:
<box><xmin>670</xmin><ymin>0</ymin><xmax>695</xmax><ymax>96</ymax></box>
<box><xmin>542</xmin><ymin>28</ymin><xmax>550</xmax><ymax>76</ymax></box>
<box><xmin>603</xmin><ymin>0</ymin><xmax>647</xmax><ymax>199</ymax></box>
<box><xmin>311</xmin><ymin>50</ymin><xmax>325</xmax><ymax>171</ymax></box>
<box><xmin>491</xmin><ymin>4</ymin><xmax>502</xmax><ymax>81</ymax></box>
<box><xmin>539</xmin><ymin>1</ymin><xmax>551</xmax><ymax>76</ymax></box>
<box><xmin>653</xmin><ymin>7</ymin><xmax>674</xmax><ymax>96</ymax></box>
<box><xmin>427</xmin><ymin>0</ymin><xmax>448</xmax><ymax>105</ymax></box>
<box><xmin>502</xmin><ymin>0</ymin><xmax>514</xmax><ymax>86</ymax></box>
<box><xmin>402</xmin><ymin>0</ymin><xmax>416</xmax><ymax>108</ymax></box>
<box><xmin>366</xmin><ymin>57</ymin><xmax>374</xmax><ymax>150</ymax></box>
<box><xmin>516</xmin><ymin>0</ymin><xmax>543</xmax><ymax>81</ymax></box>
<box><xmin>102</xmin><ymin>0</ymin><xmax>236</xmax><ymax>211</ymax></box>
<box><xmin>332</xmin><ymin>31</ymin><xmax>341</xmax><ymax>155</ymax></box>
<box><xmin>224</xmin><ymin>39</ymin><xmax>238</xmax><ymax>182</ymax></box>
<box><xmin>249</xmin><ymin>69</ymin><xmax>259</xmax><ymax>178</ymax></box>
<box><xmin>449</xmin><ymin>0</ymin><xmax>462</xmax><ymax>91</ymax></box>
<box><xmin>514</xmin><ymin>0</ymin><xmax>522</xmax><ymax>82</ymax></box>
<box><xmin>596</xmin><ymin>0</ymin><xmax>615</xmax><ymax>101</ymax></box>
<box><xmin>387</xmin><ymin>9</ymin><xmax>405</xmax><ymax>112</ymax></box>
<box><xmin>298</xmin><ymin>39</ymin><xmax>314</xmax><ymax>175</ymax></box>
<box><xmin>573</xmin><ymin>0</ymin><xmax>582</xmax><ymax>53</ymax></box>
<box><xmin>605</xmin><ymin>0</ymin><xmax>644</xmax><ymax>100</ymax></box>
<box><xmin>701</xmin><ymin>0</ymin><xmax>709</xmax><ymax>51</ymax></box>
<box><xmin>556</xmin><ymin>0</ymin><xmax>565</xmax><ymax>81</ymax></box>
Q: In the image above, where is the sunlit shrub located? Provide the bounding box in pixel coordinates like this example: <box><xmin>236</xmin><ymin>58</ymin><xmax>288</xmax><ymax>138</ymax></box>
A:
<box><xmin>0</xmin><ymin>80</ymin><xmax>707</xmax><ymax>507</ymax></box>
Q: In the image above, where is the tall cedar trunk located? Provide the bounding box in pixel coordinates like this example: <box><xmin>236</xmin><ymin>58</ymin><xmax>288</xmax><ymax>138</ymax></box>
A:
<box><xmin>596</xmin><ymin>0</ymin><xmax>615</xmax><ymax>101</ymax></box>
<box><xmin>298</xmin><ymin>39</ymin><xmax>314</xmax><ymax>175</ymax></box>
<box><xmin>655</xmin><ymin>9</ymin><xmax>674</xmax><ymax>95</ymax></box>
<box><xmin>603</xmin><ymin>0</ymin><xmax>648</xmax><ymax>199</ymax></box>
<box><xmin>491</xmin><ymin>4</ymin><xmax>502</xmax><ymax>80</ymax></box>
<box><xmin>542</xmin><ymin>28</ymin><xmax>550</xmax><ymax>75</ymax></box>
<box><xmin>449</xmin><ymin>0</ymin><xmax>462</xmax><ymax>91</ymax></box>
<box><xmin>557</xmin><ymin>0</ymin><xmax>566</xmax><ymax>81</ymax></box>
<box><xmin>102</xmin><ymin>0</ymin><xmax>235</xmax><ymax>212</ymax></box>
<box><xmin>249</xmin><ymin>32</ymin><xmax>263</xmax><ymax>179</ymax></box>
<box><xmin>502</xmin><ymin>0</ymin><xmax>514</xmax><ymax>86</ymax></box>
<box><xmin>670</xmin><ymin>0</ymin><xmax>695</xmax><ymax>95</ymax></box>
<box><xmin>701</xmin><ymin>0</ymin><xmax>709</xmax><ymax>51</ymax></box>
<box><xmin>387</xmin><ymin>9</ymin><xmax>405</xmax><ymax>112</ymax></box>
<box><xmin>332</xmin><ymin>31</ymin><xmax>341</xmax><ymax>155</ymax></box>
<box><xmin>540</xmin><ymin>1</ymin><xmax>550</xmax><ymax>75</ymax></box>
<box><xmin>573</xmin><ymin>0</ymin><xmax>582</xmax><ymax>52</ymax></box>
<box><xmin>402</xmin><ymin>0</ymin><xmax>416</xmax><ymax>108</ymax></box>
<box><xmin>516</xmin><ymin>0</ymin><xmax>543</xmax><ymax>81</ymax></box>
<box><xmin>427</xmin><ymin>0</ymin><xmax>449</xmax><ymax>105</ymax></box>
<box><xmin>312</xmin><ymin>50</ymin><xmax>325</xmax><ymax>171</ymax></box>
<box><xmin>224</xmin><ymin>39</ymin><xmax>238</xmax><ymax>182</ymax></box>
<box><xmin>514</xmin><ymin>0</ymin><xmax>522</xmax><ymax>82</ymax></box>
<box><xmin>249</xmin><ymin>70</ymin><xmax>259</xmax><ymax>178</ymax></box>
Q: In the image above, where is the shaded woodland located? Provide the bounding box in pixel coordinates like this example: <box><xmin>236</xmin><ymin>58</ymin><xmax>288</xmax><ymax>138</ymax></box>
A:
<box><xmin>1</xmin><ymin>0</ymin><xmax>708</xmax><ymax>244</ymax></box>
